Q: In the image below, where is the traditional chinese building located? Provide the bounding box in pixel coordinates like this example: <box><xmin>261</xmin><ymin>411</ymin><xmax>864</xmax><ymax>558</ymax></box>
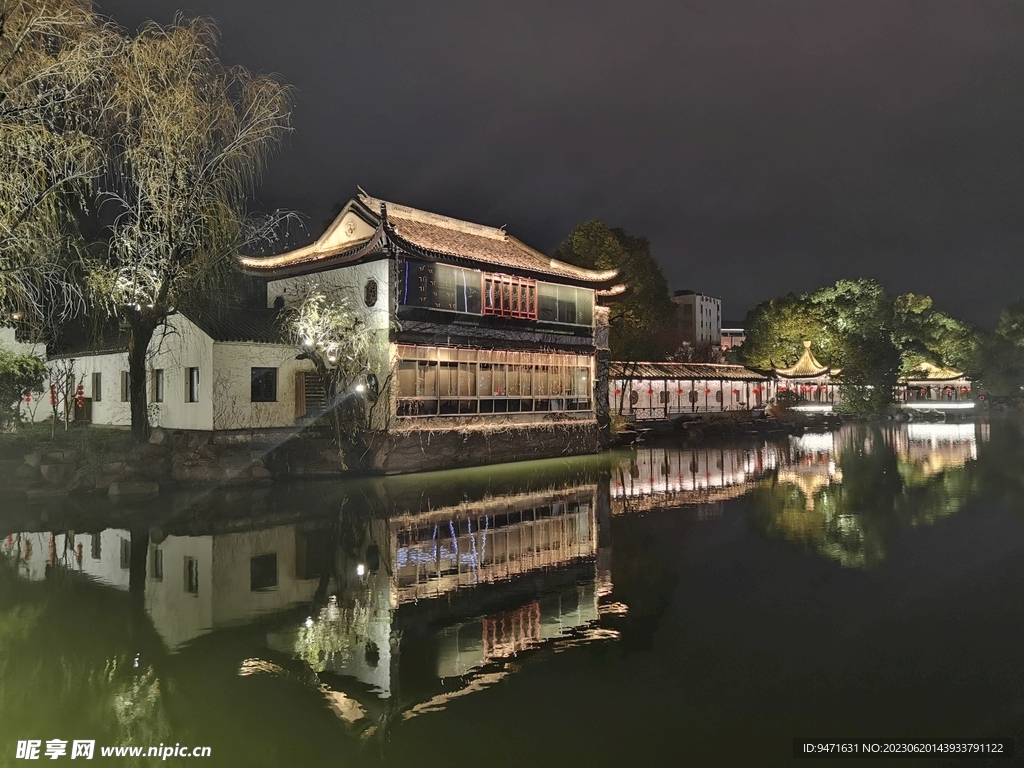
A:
<box><xmin>898</xmin><ymin>361</ymin><xmax>973</xmax><ymax>410</ymax></box>
<box><xmin>239</xmin><ymin>190</ymin><xmax>626</xmax><ymax>472</ymax></box>
<box><xmin>609</xmin><ymin>361</ymin><xmax>773</xmax><ymax>421</ymax></box>
<box><xmin>774</xmin><ymin>341</ymin><xmax>840</xmax><ymax>409</ymax></box>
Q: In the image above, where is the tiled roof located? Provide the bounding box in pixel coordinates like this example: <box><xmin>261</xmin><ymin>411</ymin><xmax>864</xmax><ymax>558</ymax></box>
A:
<box><xmin>378</xmin><ymin>210</ymin><xmax>619</xmax><ymax>285</ymax></box>
<box><xmin>775</xmin><ymin>341</ymin><xmax>836</xmax><ymax>378</ymax></box>
<box><xmin>610</xmin><ymin>361</ymin><xmax>768</xmax><ymax>381</ymax></box>
<box><xmin>900</xmin><ymin>361</ymin><xmax>967</xmax><ymax>382</ymax></box>
<box><xmin>239</xmin><ymin>191</ymin><xmax>623</xmax><ymax>288</ymax></box>
<box><xmin>183</xmin><ymin>306</ymin><xmax>284</xmax><ymax>344</ymax></box>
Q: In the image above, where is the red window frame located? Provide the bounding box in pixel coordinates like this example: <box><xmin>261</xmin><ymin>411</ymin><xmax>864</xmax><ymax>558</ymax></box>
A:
<box><xmin>483</xmin><ymin>273</ymin><xmax>537</xmax><ymax>319</ymax></box>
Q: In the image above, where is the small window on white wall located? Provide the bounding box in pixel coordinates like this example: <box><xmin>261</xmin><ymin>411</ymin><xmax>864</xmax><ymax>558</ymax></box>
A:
<box><xmin>186</xmin><ymin>367</ymin><xmax>199</xmax><ymax>403</ymax></box>
<box><xmin>120</xmin><ymin>371</ymin><xmax>130</xmax><ymax>402</ymax></box>
<box><xmin>152</xmin><ymin>369</ymin><xmax>164</xmax><ymax>403</ymax></box>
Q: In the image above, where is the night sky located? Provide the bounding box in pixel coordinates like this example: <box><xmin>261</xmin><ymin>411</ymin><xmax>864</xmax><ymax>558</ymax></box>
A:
<box><xmin>96</xmin><ymin>0</ymin><xmax>1024</xmax><ymax>327</ymax></box>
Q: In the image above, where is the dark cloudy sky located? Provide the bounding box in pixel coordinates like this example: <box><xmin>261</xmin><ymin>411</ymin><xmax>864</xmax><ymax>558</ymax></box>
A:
<box><xmin>97</xmin><ymin>0</ymin><xmax>1024</xmax><ymax>327</ymax></box>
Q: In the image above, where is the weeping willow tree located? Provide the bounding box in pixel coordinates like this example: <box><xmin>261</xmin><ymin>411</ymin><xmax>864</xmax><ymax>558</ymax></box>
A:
<box><xmin>86</xmin><ymin>16</ymin><xmax>293</xmax><ymax>441</ymax></box>
<box><xmin>284</xmin><ymin>286</ymin><xmax>385</xmax><ymax>469</ymax></box>
<box><xmin>0</xmin><ymin>0</ymin><xmax>117</xmax><ymax>328</ymax></box>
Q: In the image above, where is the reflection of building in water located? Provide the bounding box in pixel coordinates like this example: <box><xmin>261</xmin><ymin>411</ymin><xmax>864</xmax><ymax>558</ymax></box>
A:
<box><xmin>2</xmin><ymin>526</ymin><xmax>323</xmax><ymax>651</ymax></box>
<box><xmin>271</xmin><ymin>484</ymin><xmax>617</xmax><ymax>728</ymax></box>
<box><xmin>894</xmin><ymin>422</ymin><xmax>984</xmax><ymax>478</ymax></box>
<box><xmin>3</xmin><ymin>480</ymin><xmax>619</xmax><ymax>728</ymax></box>
<box><xmin>756</xmin><ymin>422</ymin><xmax>989</xmax><ymax>568</ymax></box>
<box><xmin>391</xmin><ymin>489</ymin><xmax>597</xmax><ymax>604</ymax></box>
<box><xmin>2</xmin><ymin>529</ymin><xmax>132</xmax><ymax>587</ymax></box>
<box><xmin>611</xmin><ymin>444</ymin><xmax>782</xmax><ymax>513</ymax></box>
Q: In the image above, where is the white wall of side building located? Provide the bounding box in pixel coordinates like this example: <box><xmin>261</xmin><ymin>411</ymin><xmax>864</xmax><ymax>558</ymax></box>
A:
<box><xmin>211</xmin><ymin>342</ymin><xmax>313</xmax><ymax>430</ymax></box>
<box><xmin>40</xmin><ymin>314</ymin><xmax>216</xmax><ymax>430</ymax></box>
<box><xmin>40</xmin><ymin>314</ymin><xmax>298</xmax><ymax>431</ymax></box>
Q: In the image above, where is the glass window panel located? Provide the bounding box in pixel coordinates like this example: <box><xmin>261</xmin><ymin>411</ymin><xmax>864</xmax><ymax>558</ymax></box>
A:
<box><xmin>421</xmin><ymin>361</ymin><xmax>437</xmax><ymax>397</ymax></box>
<box><xmin>458</xmin><ymin>363</ymin><xmax>476</xmax><ymax>396</ymax></box>
<box><xmin>538</xmin><ymin>284</ymin><xmax>558</xmax><ymax>321</ymax></box>
<box><xmin>576</xmin><ymin>289</ymin><xmax>594</xmax><ymax>325</ymax></box>
<box><xmin>397</xmin><ymin>361</ymin><xmax>417</xmax><ymax>397</ymax></box>
<box><xmin>507</xmin><ymin>365</ymin><xmax>520</xmax><ymax>396</ymax></box>
<box><xmin>557</xmin><ymin>286</ymin><xmax>577</xmax><ymax>324</ymax></box>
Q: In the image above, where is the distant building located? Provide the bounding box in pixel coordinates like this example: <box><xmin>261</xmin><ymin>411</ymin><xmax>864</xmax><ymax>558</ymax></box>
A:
<box><xmin>672</xmin><ymin>290</ymin><xmax>721</xmax><ymax>345</ymax></box>
<box><xmin>720</xmin><ymin>321</ymin><xmax>745</xmax><ymax>351</ymax></box>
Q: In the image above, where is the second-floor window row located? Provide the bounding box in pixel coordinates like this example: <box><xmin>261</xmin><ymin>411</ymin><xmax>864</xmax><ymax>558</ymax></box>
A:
<box><xmin>401</xmin><ymin>259</ymin><xmax>593</xmax><ymax>326</ymax></box>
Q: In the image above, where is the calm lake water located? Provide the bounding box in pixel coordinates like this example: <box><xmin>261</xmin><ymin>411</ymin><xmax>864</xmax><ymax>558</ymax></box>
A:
<box><xmin>3</xmin><ymin>418</ymin><xmax>1024</xmax><ymax>766</ymax></box>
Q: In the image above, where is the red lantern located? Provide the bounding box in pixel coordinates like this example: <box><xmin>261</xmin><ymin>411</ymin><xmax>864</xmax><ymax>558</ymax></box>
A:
<box><xmin>960</xmin><ymin>387</ymin><xmax>969</xmax><ymax>393</ymax></box>
<box><xmin>647</xmin><ymin>388</ymin><xmax>654</xmax><ymax>395</ymax></box>
<box><xmin>704</xmin><ymin>388</ymin><xmax>711</xmax><ymax>394</ymax></box>
<box><xmin>779</xmin><ymin>386</ymin><xmax>788</xmax><ymax>391</ymax></box>
<box><xmin>732</xmin><ymin>389</ymin><xmax>740</xmax><ymax>395</ymax></box>
<box><xmin>614</xmin><ymin>388</ymin><xmax>621</xmax><ymax>395</ymax></box>
<box><xmin>75</xmin><ymin>383</ymin><xmax>85</xmax><ymax>408</ymax></box>
<box><xmin>49</xmin><ymin>385</ymin><xmax>57</xmax><ymax>406</ymax></box>
<box><xmin>676</xmin><ymin>388</ymin><xmax>683</xmax><ymax>395</ymax></box>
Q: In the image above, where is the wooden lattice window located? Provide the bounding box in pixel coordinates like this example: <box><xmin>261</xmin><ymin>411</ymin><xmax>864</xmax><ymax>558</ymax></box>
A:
<box><xmin>483</xmin><ymin>273</ymin><xmax>537</xmax><ymax>319</ymax></box>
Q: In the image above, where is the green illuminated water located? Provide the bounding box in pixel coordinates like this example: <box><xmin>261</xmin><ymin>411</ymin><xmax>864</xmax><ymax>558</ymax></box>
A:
<box><xmin>2</xmin><ymin>419</ymin><xmax>1023</xmax><ymax>766</ymax></box>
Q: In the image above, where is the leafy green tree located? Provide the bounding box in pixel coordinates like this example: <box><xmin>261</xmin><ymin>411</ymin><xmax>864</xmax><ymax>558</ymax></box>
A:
<box><xmin>738</xmin><ymin>293</ymin><xmax>826</xmax><ymax>369</ymax></box>
<box><xmin>741</xmin><ymin>279</ymin><xmax>980</xmax><ymax>414</ymax></box>
<box><xmin>0</xmin><ymin>348</ymin><xmax>46</xmax><ymax>429</ymax></box>
<box><xmin>553</xmin><ymin>221</ymin><xmax>676</xmax><ymax>360</ymax></box>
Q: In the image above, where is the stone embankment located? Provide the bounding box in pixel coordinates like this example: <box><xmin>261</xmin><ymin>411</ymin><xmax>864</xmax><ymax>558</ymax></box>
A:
<box><xmin>0</xmin><ymin>427</ymin><xmax>312</xmax><ymax>501</ymax></box>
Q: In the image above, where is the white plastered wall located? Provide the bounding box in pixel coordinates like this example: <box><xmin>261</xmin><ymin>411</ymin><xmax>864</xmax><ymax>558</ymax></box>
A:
<box><xmin>211</xmin><ymin>342</ymin><xmax>313</xmax><ymax>430</ymax></box>
<box><xmin>267</xmin><ymin>260</ymin><xmax>393</xmax><ymax>430</ymax></box>
<box><xmin>40</xmin><ymin>313</ymin><xmax>215</xmax><ymax>430</ymax></box>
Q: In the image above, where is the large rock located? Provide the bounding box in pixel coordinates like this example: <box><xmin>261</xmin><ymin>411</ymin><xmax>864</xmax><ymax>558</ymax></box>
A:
<box><xmin>0</xmin><ymin>458</ymin><xmax>24</xmax><ymax>478</ymax></box>
<box><xmin>42</xmin><ymin>450</ymin><xmax>79</xmax><ymax>464</ymax></box>
<box><xmin>39</xmin><ymin>462</ymin><xmax>77</xmax><ymax>486</ymax></box>
<box><xmin>25</xmin><ymin>487</ymin><xmax>68</xmax><ymax>500</ymax></box>
<box><xmin>14</xmin><ymin>463</ymin><xmax>41</xmax><ymax>480</ymax></box>
<box><xmin>108</xmin><ymin>481</ymin><xmax>160</xmax><ymax>498</ymax></box>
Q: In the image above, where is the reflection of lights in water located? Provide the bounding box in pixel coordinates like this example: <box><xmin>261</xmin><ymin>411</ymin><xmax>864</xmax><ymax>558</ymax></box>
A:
<box><xmin>902</xmin><ymin>401</ymin><xmax>974</xmax><ymax>410</ymax></box>
<box><xmin>355</xmin><ymin>564</ymin><xmax>365</xmax><ymax>577</ymax></box>
<box><xmin>792</xmin><ymin>404</ymin><xmax>834</xmax><ymax>413</ymax></box>
<box><xmin>792</xmin><ymin>432</ymin><xmax>835</xmax><ymax>454</ymax></box>
<box><xmin>906</xmin><ymin>423</ymin><xmax>977</xmax><ymax>443</ymax></box>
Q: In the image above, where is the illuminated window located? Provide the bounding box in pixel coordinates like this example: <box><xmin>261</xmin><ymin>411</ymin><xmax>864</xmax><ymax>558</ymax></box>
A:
<box><xmin>483</xmin><ymin>274</ymin><xmax>537</xmax><ymax>319</ymax></box>
<box><xmin>395</xmin><ymin>346</ymin><xmax>592</xmax><ymax>417</ymax></box>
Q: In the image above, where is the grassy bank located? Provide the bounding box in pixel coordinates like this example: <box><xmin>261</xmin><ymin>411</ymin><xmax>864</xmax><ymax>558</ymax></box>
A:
<box><xmin>0</xmin><ymin>423</ymin><xmax>135</xmax><ymax>463</ymax></box>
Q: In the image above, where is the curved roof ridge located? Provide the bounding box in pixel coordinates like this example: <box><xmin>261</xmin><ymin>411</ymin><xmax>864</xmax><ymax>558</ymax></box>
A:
<box><xmin>359</xmin><ymin>191</ymin><xmax>507</xmax><ymax>241</ymax></box>
<box><xmin>775</xmin><ymin>340</ymin><xmax>832</xmax><ymax>378</ymax></box>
